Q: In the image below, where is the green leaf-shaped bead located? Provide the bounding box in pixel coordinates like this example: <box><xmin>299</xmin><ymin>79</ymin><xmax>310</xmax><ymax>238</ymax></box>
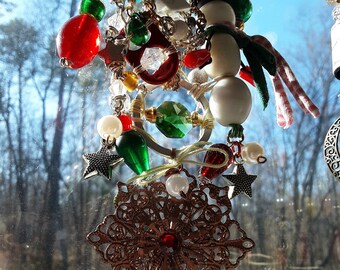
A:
<box><xmin>156</xmin><ymin>101</ymin><xmax>192</xmax><ymax>139</ymax></box>
<box><xmin>227</xmin><ymin>0</ymin><xmax>253</xmax><ymax>22</ymax></box>
<box><xmin>80</xmin><ymin>0</ymin><xmax>106</xmax><ymax>22</ymax></box>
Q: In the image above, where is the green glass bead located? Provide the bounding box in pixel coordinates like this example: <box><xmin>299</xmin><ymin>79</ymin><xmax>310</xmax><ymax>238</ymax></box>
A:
<box><xmin>227</xmin><ymin>0</ymin><xmax>253</xmax><ymax>22</ymax></box>
<box><xmin>80</xmin><ymin>0</ymin><xmax>106</xmax><ymax>22</ymax></box>
<box><xmin>115</xmin><ymin>130</ymin><xmax>150</xmax><ymax>175</ymax></box>
<box><xmin>127</xmin><ymin>14</ymin><xmax>150</xmax><ymax>46</ymax></box>
<box><xmin>155</xmin><ymin>101</ymin><xmax>192</xmax><ymax>139</ymax></box>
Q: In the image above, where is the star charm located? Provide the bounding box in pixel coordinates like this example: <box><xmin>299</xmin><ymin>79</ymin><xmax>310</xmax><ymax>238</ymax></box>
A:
<box><xmin>98</xmin><ymin>40</ymin><xmax>125</xmax><ymax>67</ymax></box>
<box><xmin>223</xmin><ymin>164</ymin><xmax>257</xmax><ymax>198</ymax></box>
<box><xmin>83</xmin><ymin>145</ymin><xmax>123</xmax><ymax>181</ymax></box>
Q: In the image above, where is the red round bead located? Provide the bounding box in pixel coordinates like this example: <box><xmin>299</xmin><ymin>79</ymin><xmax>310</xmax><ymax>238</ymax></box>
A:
<box><xmin>56</xmin><ymin>14</ymin><xmax>100</xmax><ymax>69</ymax></box>
<box><xmin>118</xmin><ymin>114</ymin><xmax>133</xmax><ymax>131</ymax></box>
<box><xmin>183</xmin><ymin>49</ymin><xmax>211</xmax><ymax>69</ymax></box>
<box><xmin>160</xmin><ymin>233</ymin><xmax>178</xmax><ymax>250</ymax></box>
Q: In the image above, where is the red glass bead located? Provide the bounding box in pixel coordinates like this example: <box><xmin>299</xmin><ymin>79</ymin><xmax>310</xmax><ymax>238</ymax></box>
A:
<box><xmin>183</xmin><ymin>49</ymin><xmax>211</xmax><ymax>69</ymax></box>
<box><xmin>56</xmin><ymin>14</ymin><xmax>100</xmax><ymax>69</ymax></box>
<box><xmin>200</xmin><ymin>143</ymin><xmax>234</xmax><ymax>181</ymax></box>
<box><xmin>239</xmin><ymin>66</ymin><xmax>255</xmax><ymax>86</ymax></box>
<box><xmin>160</xmin><ymin>233</ymin><xmax>179</xmax><ymax>250</ymax></box>
<box><xmin>118</xmin><ymin>114</ymin><xmax>133</xmax><ymax>131</ymax></box>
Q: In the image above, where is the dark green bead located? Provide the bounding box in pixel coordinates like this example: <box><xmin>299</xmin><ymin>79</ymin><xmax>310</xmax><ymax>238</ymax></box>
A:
<box><xmin>127</xmin><ymin>14</ymin><xmax>150</xmax><ymax>46</ymax></box>
<box><xmin>155</xmin><ymin>101</ymin><xmax>192</xmax><ymax>139</ymax></box>
<box><xmin>80</xmin><ymin>0</ymin><xmax>106</xmax><ymax>22</ymax></box>
<box><xmin>227</xmin><ymin>0</ymin><xmax>253</xmax><ymax>22</ymax></box>
<box><xmin>115</xmin><ymin>130</ymin><xmax>150</xmax><ymax>175</ymax></box>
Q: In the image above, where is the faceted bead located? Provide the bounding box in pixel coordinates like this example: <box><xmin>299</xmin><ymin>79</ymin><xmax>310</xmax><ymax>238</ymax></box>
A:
<box><xmin>160</xmin><ymin>233</ymin><xmax>179</xmax><ymax>252</ymax></box>
<box><xmin>155</xmin><ymin>101</ymin><xmax>192</xmax><ymax>138</ymax></box>
<box><xmin>56</xmin><ymin>14</ymin><xmax>100</xmax><ymax>69</ymax></box>
<box><xmin>227</xmin><ymin>0</ymin><xmax>253</xmax><ymax>23</ymax></box>
<box><xmin>127</xmin><ymin>14</ymin><xmax>150</xmax><ymax>46</ymax></box>
<box><xmin>183</xmin><ymin>49</ymin><xmax>211</xmax><ymax>69</ymax></box>
<box><xmin>108</xmin><ymin>12</ymin><xmax>127</xmax><ymax>31</ymax></box>
<box><xmin>118</xmin><ymin>114</ymin><xmax>133</xmax><ymax>131</ymax></box>
<box><xmin>140</xmin><ymin>48</ymin><xmax>166</xmax><ymax>70</ymax></box>
<box><xmin>80</xmin><ymin>0</ymin><xmax>106</xmax><ymax>22</ymax></box>
<box><xmin>115</xmin><ymin>130</ymin><xmax>150</xmax><ymax>175</ymax></box>
<box><xmin>122</xmin><ymin>71</ymin><xmax>138</xmax><ymax>92</ymax></box>
<box><xmin>200</xmin><ymin>144</ymin><xmax>234</xmax><ymax>180</ymax></box>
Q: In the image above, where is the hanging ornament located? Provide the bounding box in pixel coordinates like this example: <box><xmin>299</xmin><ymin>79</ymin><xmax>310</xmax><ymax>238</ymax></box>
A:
<box><xmin>83</xmin><ymin>144</ymin><xmax>123</xmax><ymax>181</ymax></box>
<box><xmin>56</xmin><ymin>14</ymin><xmax>100</xmax><ymax>69</ymax></box>
<box><xmin>115</xmin><ymin>130</ymin><xmax>150</xmax><ymax>175</ymax></box>
<box><xmin>80</xmin><ymin>0</ymin><xmax>106</xmax><ymax>22</ymax></box>
<box><xmin>199</xmin><ymin>143</ymin><xmax>234</xmax><ymax>181</ymax></box>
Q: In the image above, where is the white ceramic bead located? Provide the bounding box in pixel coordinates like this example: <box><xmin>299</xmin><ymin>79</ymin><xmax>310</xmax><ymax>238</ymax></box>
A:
<box><xmin>172</xmin><ymin>20</ymin><xmax>188</xmax><ymax>40</ymax></box>
<box><xmin>204</xmin><ymin>34</ymin><xmax>240</xmax><ymax>78</ymax></box>
<box><xmin>165</xmin><ymin>174</ymin><xmax>189</xmax><ymax>198</ymax></box>
<box><xmin>241</xmin><ymin>142</ymin><xmax>265</xmax><ymax>164</ymax></box>
<box><xmin>188</xmin><ymin>68</ymin><xmax>209</xmax><ymax>84</ymax></box>
<box><xmin>97</xmin><ymin>115</ymin><xmax>123</xmax><ymax>140</ymax></box>
<box><xmin>200</xmin><ymin>1</ymin><xmax>236</xmax><ymax>26</ymax></box>
<box><xmin>209</xmin><ymin>77</ymin><xmax>252</xmax><ymax>126</ymax></box>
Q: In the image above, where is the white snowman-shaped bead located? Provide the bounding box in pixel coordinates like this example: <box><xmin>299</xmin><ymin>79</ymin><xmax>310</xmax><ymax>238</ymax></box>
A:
<box><xmin>209</xmin><ymin>77</ymin><xmax>252</xmax><ymax>126</ymax></box>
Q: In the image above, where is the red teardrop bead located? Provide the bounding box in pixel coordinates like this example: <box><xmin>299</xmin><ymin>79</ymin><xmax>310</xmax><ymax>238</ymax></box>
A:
<box><xmin>183</xmin><ymin>49</ymin><xmax>211</xmax><ymax>69</ymax></box>
<box><xmin>118</xmin><ymin>114</ymin><xmax>133</xmax><ymax>131</ymax></box>
<box><xmin>56</xmin><ymin>14</ymin><xmax>100</xmax><ymax>69</ymax></box>
<box><xmin>200</xmin><ymin>143</ymin><xmax>234</xmax><ymax>181</ymax></box>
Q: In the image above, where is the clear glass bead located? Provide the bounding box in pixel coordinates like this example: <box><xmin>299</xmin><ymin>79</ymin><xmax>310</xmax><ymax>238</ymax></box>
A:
<box><xmin>140</xmin><ymin>48</ymin><xmax>166</xmax><ymax>71</ymax></box>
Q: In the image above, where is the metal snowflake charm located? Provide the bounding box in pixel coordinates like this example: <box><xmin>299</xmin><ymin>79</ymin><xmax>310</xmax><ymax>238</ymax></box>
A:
<box><xmin>87</xmin><ymin>179</ymin><xmax>255</xmax><ymax>269</ymax></box>
<box><xmin>83</xmin><ymin>144</ymin><xmax>123</xmax><ymax>181</ymax></box>
<box><xmin>324</xmin><ymin>116</ymin><xmax>340</xmax><ymax>181</ymax></box>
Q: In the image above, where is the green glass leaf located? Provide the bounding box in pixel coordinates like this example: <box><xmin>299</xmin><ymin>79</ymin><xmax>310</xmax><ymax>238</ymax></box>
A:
<box><xmin>80</xmin><ymin>0</ymin><xmax>106</xmax><ymax>22</ymax></box>
<box><xmin>155</xmin><ymin>101</ymin><xmax>192</xmax><ymax>139</ymax></box>
<box><xmin>115</xmin><ymin>130</ymin><xmax>150</xmax><ymax>175</ymax></box>
<box><xmin>227</xmin><ymin>0</ymin><xmax>253</xmax><ymax>22</ymax></box>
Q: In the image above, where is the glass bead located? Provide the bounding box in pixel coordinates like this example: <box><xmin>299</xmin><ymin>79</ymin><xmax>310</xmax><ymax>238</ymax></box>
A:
<box><xmin>155</xmin><ymin>101</ymin><xmax>192</xmax><ymax>138</ymax></box>
<box><xmin>165</xmin><ymin>174</ymin><xmax>189</xmax><ymax>198</ymax></box>
<box><xmin>140</xmin><ymin>48</ymin><xmax>166</xmax><ymax>71</ymax></box>
<box><xmin>56</xmin><ymin>14</ymin><xmax>100</xmax><ymax>69</ymax></box>
<box><xmin>80</xmin><ymin>0</ymin><xmax>106</xmax><ymax>22</ymax></box>
<box><xmin>118</xmin><ymin>114</ymin><xmax>133</xmax><ymax>131</ymax></box>
<box><xmin>122</xmin><ymin>71</ymin><xmax>138</xmax><ymax>92</ymax></box>
<box><xmin>108</xmin><ymin>12</ymin><xmax>126</xmax><ymax>31</ymax></box>
<box><xmin>160</xmin><ymin>233</ymin><xmax>179</xmax><ymax>253</ymax></box>
<box><xmin>183</xmin><ymin>49</ymin><xmax>211</xmax><ymax>69</ymax></box>
<box><xmin>127</xmin><ymin>14</ymin><xmax>150</xmax><ymax>46</ymax></box>
<box><xmin>115</xmin><ymin>130</ymin><xmax>150</xmax><ymax>175</ymax></box>
<box><xmin>200</xmin><ymin>144</ymin><xmax>233</xmax><ymax>180</ymax></box>
<box><xmin>227</xmin><ymin>0</ymin><xmax>253</xmax><ymax>23</ymax></box>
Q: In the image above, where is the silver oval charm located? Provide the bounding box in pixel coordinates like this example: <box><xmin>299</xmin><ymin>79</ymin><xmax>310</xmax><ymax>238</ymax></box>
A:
<box><xmin>324</xmin><ymin>116</ymin><xmax>340</xmax><ymax>181</ymax></box>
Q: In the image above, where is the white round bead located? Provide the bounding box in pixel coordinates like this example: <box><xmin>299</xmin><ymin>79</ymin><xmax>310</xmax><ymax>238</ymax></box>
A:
<box><xmin>209</xmin><ymin>77</ymin><xmax>252</xmax><ymax>126</ymax></box>
<box><xmin>200</xmin><ymin>1</ymin><xmax>236</xmax><ymax>26</ymax></box>
<box><xmin>165</xmin><ymin>174</ymin><xmax>189</xmax><ymax>198</ymax></box>
<box><xmin>204</xmin><ymin>34</ymin><xmax>240</xmax><ymax>78</ymax></box>
<box><xmin>97</xmin><ymin>115</ymin><xmax>123</xmax><ymax>140</ymax></box>
<box><xmin>172</xmin><ymin>20</ymin><xmax>188</xmax><ymax>40</ymax></box>
<box><xmin>188</xmin><ymin>68</ymin><xmax>209</xmax><ymax>84</ymax></box>
<box><xmin>241</xmin><ymin>142</ymin><xmax>265</xmax><ymax>164</ymax></box>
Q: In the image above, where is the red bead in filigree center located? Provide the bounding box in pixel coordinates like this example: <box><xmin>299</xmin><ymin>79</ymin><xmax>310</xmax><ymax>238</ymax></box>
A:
<box><xmin>160</xmin><ymin>233</ymin><xmax>179</xmax><ymax>252</ymax></box>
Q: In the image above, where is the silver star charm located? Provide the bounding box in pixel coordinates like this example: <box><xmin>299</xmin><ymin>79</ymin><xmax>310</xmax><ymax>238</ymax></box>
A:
<box><xmin>223</xmin><ymin>164</ymin><xmax>257</xmax><ymax>198</ymax></box>
<box><xmin>83</xmin><ymin>145</ymin><xmax>123</xmax><ymax>181</ymax></box>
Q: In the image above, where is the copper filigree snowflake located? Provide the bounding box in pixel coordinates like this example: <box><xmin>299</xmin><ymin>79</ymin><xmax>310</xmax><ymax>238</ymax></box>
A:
<box><xmin>87</xmin><ymin>179</ymin><xmax>254</xmax><ymax>269</ymax></box>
